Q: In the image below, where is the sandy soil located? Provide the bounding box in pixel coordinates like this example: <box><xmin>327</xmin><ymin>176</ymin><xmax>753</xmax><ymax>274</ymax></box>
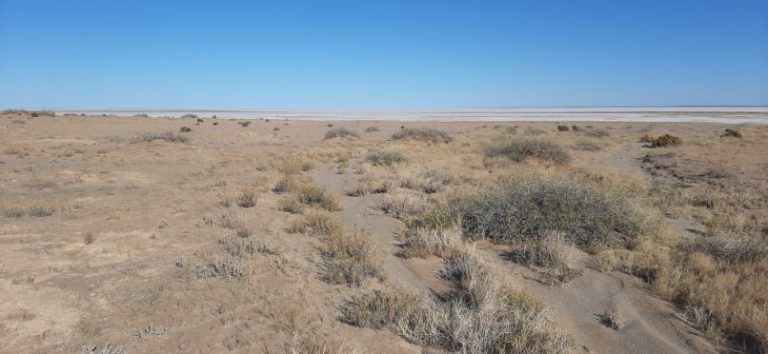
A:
<box><xmin>1</xmin><ymin>112</ymin><xmax>766</xmax><ymax>353</ymax></box>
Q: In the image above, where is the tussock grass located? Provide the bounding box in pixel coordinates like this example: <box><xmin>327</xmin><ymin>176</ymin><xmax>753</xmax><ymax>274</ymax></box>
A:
<box><xmin>485</xmin><ymin>140</ymin><xmax>570</xmax><ymax>165</ymax></box>
<box><xmin>277</xmin><ymin>157</ymin><xmax>314</xmax><ymax>175</ymax></box>
<box><xmin>391</xmin><ymin>127</ymin><xmax>452</xmax><ymax>143</ymax></box>
<box><xmin>364</xmin><ymin>126</ymin><xmax>380</xmax><ymax>133</ymax></box>
<box><xmin>294</xmin><ymin>183</ymin><xmax>340</xmax><ymax>211</ymax></box>
<box><xmin>346</xmin><ymin>176</ymin><xmax>392</xmax><ymax>196</ymax></box>
<box><xmin>324</xmin><ymin>127</ymin><xmax>359</xmax><ymax>140</ymax></box>
<box><xmin>584</xmin><ymin>129</ymin><xmax>609</xmax><ymax>138</ymax></box>
<box><xmin>444</xmin><ymin>174</ymin><xmax>654</xmax><ymax>251</ymax></box>
<box><xmin>342</xmin><ymin>249</ymin><xmax>572</xmax><ymax>353</ymax></box>
<box><xmin>288</xmin><ymin>211</ymin><xmax>343</xmax><ymax>237</ymax></box>
<box><xmin>321</xmin><ymin>228</ymin><xmax>380</xmax><ymax>286</ymax></box>
<box><xmin>398</xmin><ymin>169</ymin><xmax>454</xmax><ymax>194</ymax></box>
<box><xmin>378</xmin><ymin>195</ymin><xmax>429</xmax><ymax>221</ymax></box>
<box><xmin>572</xmin><ymin>140</ymin><xmax>602</xmax><ymax>151</ymax></box>
<box><xmin>365</xmin><ymin>150</ymin><xmax>407</xmax><ymax>166</ymax></box>
<box><xmin>219</xmin><ymin>235</ymin><xmax>274</xmax><ymax>257</ymax></box>
<box><xmin>130</xmin><ymin>131</ymin><xmax>189</xmax><ymax>144</ymax></box>
<box><xmin>401</xmin><ymin>221</ymin><xmax>463</xmax><ymax>258</ymax></box>
<box><xmin>194</xmin><ymin>254</ymin><xmax>247</xmax><ymax>279</ymax></box>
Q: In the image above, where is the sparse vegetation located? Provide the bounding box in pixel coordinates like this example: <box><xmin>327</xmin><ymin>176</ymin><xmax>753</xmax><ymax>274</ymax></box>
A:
<box><xmin>364</xmin><ymin>150</ymin><xmax>407</xmax><ymax>166</ymax></box>
<box><xmin>342</xmin><ymin>249</ymin><xmax>572</xmax><ymax>353</ymax></box>
<box><xmin>288</xmin><ymin>211</ymin><xmax>343</xmax><ymax>237</ymax></box>
<box><xmin>572</xmin><ymin>140</ymin><xmax>602</xmax><ymax>151</ymax></box>
<box><xmin>238</xmin><ymin>121</ymin><xmax>252</xmax><ymax>127</ymax></box>
<box><xmin>321</xmin><ymin>228</ymin><xmax>380</xmax><ymax>285</ymax></box>
<box><xmin>324</xmin><ymin>127</ymin><xmax>359</xmax><ymax>140</ymax></box>
<box><xmin>130</xmin><ymin>131</ymin><xmax>189</xmax><ymax>144</ymax></box>
<box><xmin>484</xmin><ymin>140</ymin><xmax>570</xmax><ymax>164</ymax></box>
<box><xmin>584</xmin><ymin>129</ymin><xmax>609</xmax><ymax>138</ymax></box>
<box><xmin>391</xmin><ymin>127</ymin><xmax>452</xmax><ymax>143</ymax></box>
<box><xmin>364</xmin><ymin>126</ymin><xmax>380</xmax><ymax>133</ymax></box>
<box><xmin>179</xmin><ymin>126</ymin><xmax>192</xmax><ymax>133</ymax></box>
<box><xmin>194</xmin><ymin>254</ymin><xmax>247</xmax><ymax>279</ymax></box>
<box><xmin>557</xmin><ymin>125</ymin><xmax>570</xmax><ymax>131</ymax></box>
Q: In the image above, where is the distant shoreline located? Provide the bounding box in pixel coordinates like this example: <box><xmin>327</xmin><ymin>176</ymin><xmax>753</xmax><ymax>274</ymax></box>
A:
<box><xmin>47</xmin><ymin>107</ymin><xmax>768</xmax><ymax>124</ymax></box>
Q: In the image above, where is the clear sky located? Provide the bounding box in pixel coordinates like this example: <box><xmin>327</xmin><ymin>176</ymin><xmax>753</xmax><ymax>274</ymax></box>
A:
<box><xmin>1</xmin><ymin>0</ymin><xmax>767</xmax><ymax>109</ymax></box>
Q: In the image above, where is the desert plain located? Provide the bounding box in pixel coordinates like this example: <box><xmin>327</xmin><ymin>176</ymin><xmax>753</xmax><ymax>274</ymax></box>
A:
<box><xmin>1</xmin><ymin>110</ymin><xmax>767</xmax><ymax>353</ymax></box>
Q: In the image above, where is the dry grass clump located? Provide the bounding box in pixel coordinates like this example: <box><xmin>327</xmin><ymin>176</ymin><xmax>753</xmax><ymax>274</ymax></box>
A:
<box><xmin>219</xmin><ymin>235</ymin><xmax>273</xmax><ymax>257</ymax></box>
<box><xmin>391</xmin><ymin>127</ymin><xmax>452</xmax><ymax>143</ymax></box>
<box><xmin>277</xmin><ymin>157</ymin><xmax>314</xmax><ymax>175</ymax></box>
<box><xmin>401</xmin><ymin>221</ymin><xmax>463</xmax><ymax>258</ymax></box>
<box><xmin>346</xmin><ymin>176</ymin><xmax>392</xmax><ymax>196</ymax></box>
<box><xmin>445</xmin><ymin>174</ymin><xmax>654</xmax><ymax>251</ymax></box>
<box><xmin>3</xmin><ymin>206</ymin><xmax>55</xmax><ymax>218</ymax></box>
<box><xmin>365</xmin><ymin>150</ymin><xmax>407</xmax><ymax>166</ymax></box>
<box><xmin>484</xmin><ymin>140</ymin><xmax>570</xmax><ymax>165</ymax></box>
<box><xmin>236</xmin><ymin>190</ymin><xmax>257</xmax><ymax>208</ymax></box>
<box><xmin>556</xmin><ymin>125</ymin><xmax>570</xmax><ymax>132</ymax></box>
<box><xmin>130</xmin><ymin>131</ymin><xmax>189</xmax><ymax>144</ymax></box>
<box><xmin>504</xmin><ymin>231</ymin><xmax>582</xmax><ymax>284</ymax></box>
<box><xmin>398</xmin><ymin>169</ymin><xmax>454</xmax><ymax>194</ymax></box>
<box><xmin>179</xmin><ymin>126</ymin><xmax>192</xmax><ymax>133</ymax></box>
<box><xmin>324</xmin><ymin>127</ymin><xmax>359</xmax><ymax>140</ymax></box>
<box><xmin>378</xmin><ymin>194</ymin><xmax>429</xmax><ymax>221</ymax></box>
<box><xmin>342</xmin><ymin>249</ymin><xmax>572</xmax><ymax>353</ymax></box>
<box><xmin>238</xmin><ymin>121</ymin><xmax>251</xmax><ymax>127</ymax></box>
<box><xmin>721</xmin><ymin>129</ymin><xmax>742</xmax><ymax>138</ymax></box>
<box><xmin>321</xmin><ymin>228</ymin><xmax>380</xmax><ymax>286</ymax></box>
<box><xmin>194</xmin><ymin>254</ymin><xmax>247</xmax><ymax>279</ymax></box>
<box><xmin>584</xmin><ymin>129</ymin><xmax>609</xmax><ymax>138</ymax></box>
<box><xmin>294</xmin><ymin>183</ymin><xmax>340</xmax><ymax>211</ymax></box>
<box><xmin>288</xmin><ymin>211</ymin><xmax>343</xmax><ymax>237</ymax></box>
<box><xmin>571</xmin><ymin>140</ymin><xmax>602</xmax><ymax>151</ymax></box>
<box><xmin>364</xmin><ymin>126</ymin><xmax>380</xmax><ymax>133</ymax></box>
<box><xmin>648</xmin><ymin>134</ymin><xmax>682</xmax><ymax>148</ymax></box>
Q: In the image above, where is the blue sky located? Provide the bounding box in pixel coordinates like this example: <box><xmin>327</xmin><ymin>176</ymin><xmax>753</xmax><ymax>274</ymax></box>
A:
<box><xmin>1</xmin><ymin>0</ymin><xmax>766</xmax><ymax>109</ymax></box>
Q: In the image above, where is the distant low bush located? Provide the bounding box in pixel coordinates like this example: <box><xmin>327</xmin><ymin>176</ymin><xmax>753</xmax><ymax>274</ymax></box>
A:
<box><xmin>130</xmin><ymin>131</ymin><xmax>189</xmax><ymax>144</ymax></box>
<box><xmin>364</xmin><ymin>126</ymin><xmax>380</xmax><ymax>133</ymax></box>
<box><xmin>484</xmin><ymin>140</ymin><xmax>570</xmax><ymax>164</ymax></box>
<box><xmin>649</xmin><ymin>134</ymin><xmax>682</xmax><ymax>148</ymax></box>
<box><xmin>180</xmin><ymin>114</ymin><xmax>199</xmax><ymax>119</ymax></box>
<box><xmin>391</xmin><ymin>127</ymin><xmax>452</xmax><ymax>143</ymax></box>
<box><xmin>238</xmin><ymin>121</ymin><xmax>251</xmax><ymax>127</ymax></box>
<box><xmin>571</xmin><ymin>140</ymin><xmax>602</xmax><ymax>151</ymax></box>
<box><xmin>179</xmin><ymin>126</ymin><xmax>192</xmax><ymax>133</ymax></box>
<box><xmin>324</xmin><ymin>127</ymin><xmax>359</xmax><ymax>139</ymax></box>
<box><xmin>556</xmin><ymin>125</ymin><xmax>570</xmax><ymax>132</ymax></box>
<box><xmin>721</xmin><ymin>129</ymin><xmax>742</xmax><ymax>139</ymax></box>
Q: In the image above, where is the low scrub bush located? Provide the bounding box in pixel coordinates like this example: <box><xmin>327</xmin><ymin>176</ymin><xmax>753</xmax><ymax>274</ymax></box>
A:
<box><xmin>378</xmin><ymin>195</ymin><xmax>429</xmax><ymax>221</ymax></box>
<box><xmin>365</xmin><ymin>150</ymin><xmax>407</xmax><ymax>166</ymax></box>
<box><xmin>445</xmin><ymin>174</ymin><xmax>654</xmax><ymax>251</ymax></box>
<box><xmin>179</xmin><ymin>126</ymin><xmax>192</xmax><ymax>133</ymax></box>
<box><xmin>648</xmin><ymin>134</ymin><xmax>682</xmax><ymax>148</ymax></box>
<box><xmin>219</xmin><ymin>235</ymin><xmax>273</xmax><ymax>257</ymax></box>
<box><xmin>194</xmin><ymin>254</ymin><xmax>247</xmax><ymax>279</ymax></box>
<box><xmin>324</xmin><ymin>127</ymin><xmax>359</xmax><ymax>139</ymax></box>
<box><xmin>721</xmin><ymin>129</ymin><xmax>742</xmax><ymax>139</ymax></box>
<box><xmin>295</xmin><ymin>183</ymin><xmax>340</xmax><ymax>211</ymax></box>
<box><xmin>130</xmin><ymin>131</ymin><xmax>189</xmax><ymax>144</ymax></box>
<box><xmin>484</xmin><ymin>140</ymin><xmax>570</xmax><ymax>164</ymax></box>
<box><xmin>391</xmin><ymin>127</ymin><xmax>452</xmax><ymax>143</ymax></box>
<box><xmin>288</xmin><ymin>211</ymin><xmax>343</xmax><ymax>237</ymax></box>
<box><xmin>556</xmin><ymin>125</ymin><xmax>570</xmax><ymax>132</ymax></box>
<box><xmin>364</xmin><ymin>126</ymin><xmax>380</xmax><ymax>133</ymax></box>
